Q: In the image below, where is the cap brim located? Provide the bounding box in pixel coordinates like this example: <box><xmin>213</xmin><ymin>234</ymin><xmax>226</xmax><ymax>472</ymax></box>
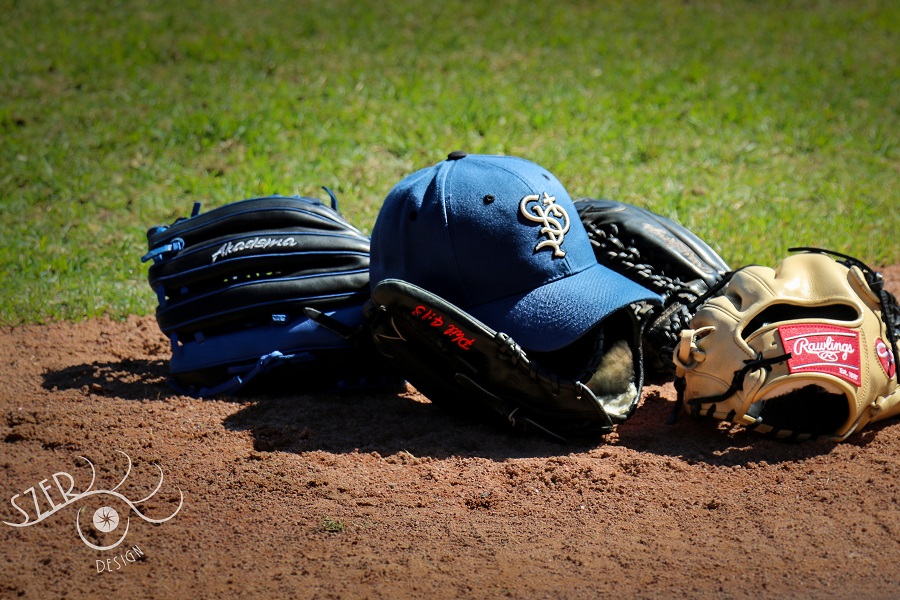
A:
<box><xmin>469</xmin><ymin>264</ymin><xmax>661</xmax><ymax>352</ymax></box>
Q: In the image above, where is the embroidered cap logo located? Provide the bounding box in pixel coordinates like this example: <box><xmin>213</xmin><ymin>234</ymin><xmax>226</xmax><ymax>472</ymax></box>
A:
<box><xmin>519</xmin><ymin>192</ymin><xmax>571</xmax><ymax>258</ymax></box>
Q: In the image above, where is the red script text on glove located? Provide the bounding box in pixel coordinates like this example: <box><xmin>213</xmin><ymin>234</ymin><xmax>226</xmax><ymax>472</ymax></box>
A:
<box><xmin>411</xmin><ymin>306</ymin><xmax>475</xmax><ymax>350</ymax></box>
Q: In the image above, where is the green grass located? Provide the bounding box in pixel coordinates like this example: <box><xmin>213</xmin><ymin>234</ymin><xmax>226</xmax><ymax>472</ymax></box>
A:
<box><xmin>2</xmin><ymin>0</ymin><xmax>898</xmax><ymax>325</ymax></box>
<box><xmin>319</xmin><ymin>516</ymin><xmax>346</xmax><ymax>534</ymax></box>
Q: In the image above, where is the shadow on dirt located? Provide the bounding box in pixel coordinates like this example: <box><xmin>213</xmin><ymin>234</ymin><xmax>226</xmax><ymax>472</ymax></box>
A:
<box><xmin>39</xmin><ymin>359</ymin><xmax>591</xmax><ymax>459</ymax></box>
<box><xmin>613</xmin><ymin>389</ymin><xmax>885</xmax><ymax>467</ymax></box>
<box><xmin>40</xmin><ymin>361</ymin><xmax>887</xmax><ymax>464</ymax></box>
<box><xmin>221</xmin><ymin>385</ymin><xmax>890</xmax><ymax>465</ymax></box>
<box><xmin>221</xmin><ymin>389</ymin><xmax>608</xmax><ymax>461</ymax></box>
<box><xmin>42</xmin><ymin>359</ymin><xmax>175</xmax><ymax>401</ymax></box>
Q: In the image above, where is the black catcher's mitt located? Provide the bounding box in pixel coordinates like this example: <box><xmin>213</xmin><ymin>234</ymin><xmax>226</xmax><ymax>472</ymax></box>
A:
<box><xmin>576</xmin><ymin>198</ymin><xmax>730</xmax><ymax>377</ymax></box>
<box><xmin>366</xmin><ymin>279</ymin><xmax>646</xmax><ymax>442</ymax></box>
<box><xmin>142</xmin><ymin>191</ymin><xmax>397</xmax><ymax>396</ymax></box>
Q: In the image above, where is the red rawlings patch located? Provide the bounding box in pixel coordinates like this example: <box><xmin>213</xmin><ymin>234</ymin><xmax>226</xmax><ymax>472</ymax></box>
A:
<box><xmin>778</xmin><ymin>324</ymin><xmax>861</xmax><ymax>387</ymax></box>
<box><xmin>876</xmin><ymin>338</ymin><xmax>897</xmax><ymax>379</ymax></box>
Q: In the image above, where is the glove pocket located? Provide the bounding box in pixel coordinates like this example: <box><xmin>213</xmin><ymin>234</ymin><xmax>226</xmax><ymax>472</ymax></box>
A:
<box><xmin>747</xmin><ymin>323</ymin><xmax>861</xmax><ymax>438</ymax></box>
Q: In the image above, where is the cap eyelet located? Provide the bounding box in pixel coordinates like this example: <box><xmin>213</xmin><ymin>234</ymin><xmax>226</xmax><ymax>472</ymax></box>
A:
<box><xmin>483</xmin><ymin>195</ymin><xmax>495</xmax><ymax>205</ymax></box>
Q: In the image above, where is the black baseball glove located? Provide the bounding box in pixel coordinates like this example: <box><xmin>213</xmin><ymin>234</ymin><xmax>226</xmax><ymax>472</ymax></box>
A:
<box><xmin>575</xmin><ymin>198</ymin><xmax>730</xmax><ymax>377</ymax></box>
<box><xmin>366</xmin><ymin>278</ymin><xmax>646</xmax><ymax>442</ymax></box>
<box><xmin>142</xmin><ymin>190</ymin><xmax>399</xmax><ymax>396</ymax></box>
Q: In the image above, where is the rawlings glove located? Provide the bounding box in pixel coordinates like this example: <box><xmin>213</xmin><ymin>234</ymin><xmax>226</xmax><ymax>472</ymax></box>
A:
<box><xmin>366</xmin><ymin>279</ymin><xmax>646</xmax><ymax>442</ymax></box>
<box><xmin>673</xmin><ymin>248</ymin><xmax>900</xmax><ymax>441</ymax></box>
<box><xmin>141</xmin><ymin>191</ymin><xmax>398</xmax><ymax>396</ymax></box>
<box><xmin>576</xmin><ymin>198</ymin><xmax>730</xmax><ymax>377</ymax></box>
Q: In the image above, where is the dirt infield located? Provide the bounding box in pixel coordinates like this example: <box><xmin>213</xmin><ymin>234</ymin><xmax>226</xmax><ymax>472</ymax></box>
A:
<box><xmin>2</xmin><ymin>266</ymin><xmax>899</xmax><ymax>599</ymax></box>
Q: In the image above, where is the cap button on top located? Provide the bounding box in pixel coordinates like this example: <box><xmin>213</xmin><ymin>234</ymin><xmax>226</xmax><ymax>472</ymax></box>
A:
<box><xmin>446</xmin><ymin>151</ymin><xmax>467</xmax><ymax>160</ymax></box>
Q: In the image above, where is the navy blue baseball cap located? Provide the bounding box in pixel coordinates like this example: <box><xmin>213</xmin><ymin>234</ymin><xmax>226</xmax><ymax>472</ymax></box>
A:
<box><xmin>370</xmin><ymin>152</ymin><xmax>661</xmax><ymax>352</ymax></box>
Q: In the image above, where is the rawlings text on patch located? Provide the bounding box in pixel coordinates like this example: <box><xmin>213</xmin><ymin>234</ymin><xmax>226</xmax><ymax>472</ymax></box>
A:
<box><xmin>876</xmin><ymin>338</ymin><xmax>897</xmax><ymax>379</ymax></box>
<box><xmin>778</xmin><ymin>324</ymin><xmax>861</xmax><ymax>386</ymax></box>
<box><xmin>519</xmin><ymin>192</ymin><xmax>570</xmax><ymax>258</ymax></box>
<box><xmin>411</xmin><ymin>305</ymin><xmax>474</xmax><ymax>350</ymax></box>
<box><xmin>211</xmin><ymin>237</ymin><xmax>296</xmax><ymax>263</ymax></box>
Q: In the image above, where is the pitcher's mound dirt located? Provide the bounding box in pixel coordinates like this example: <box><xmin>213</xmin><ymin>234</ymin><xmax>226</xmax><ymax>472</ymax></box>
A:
<box><xmin>2</xmin><ymin>265</ymin><xmax>899</xmax><ymax>599</ymax></box>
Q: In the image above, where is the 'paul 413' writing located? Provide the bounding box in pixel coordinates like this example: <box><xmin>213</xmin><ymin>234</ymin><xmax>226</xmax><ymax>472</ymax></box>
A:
<box><xmin>411</xmin><ymin>306</ymin><xmax>475</xmax><ymax>350</ymax></box>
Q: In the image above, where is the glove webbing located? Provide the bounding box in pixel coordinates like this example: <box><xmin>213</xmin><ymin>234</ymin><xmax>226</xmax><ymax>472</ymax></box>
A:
<box><xmin>584</xmin><ymin>221</ymin><xmax>713</xmax><ymax>357</ymax></box>
<box><xmin>583</xmin><ymin>221</ymin><xmax>686</xmax><ymax>302</ymax></box>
